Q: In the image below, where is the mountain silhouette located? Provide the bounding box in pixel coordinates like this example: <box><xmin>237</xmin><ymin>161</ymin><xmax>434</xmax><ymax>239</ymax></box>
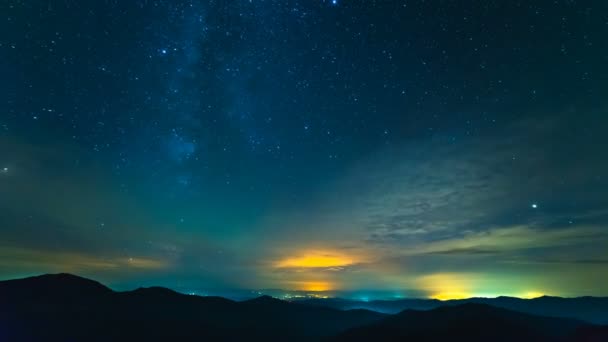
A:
<box><xmin>1</xmin><ymin>274</ymin><xmax>607</xmax><ymax>341</ymax></box>
<box><xmin>0</xmin><ymin>273</ymin><xmax>112</xmax><ymax>298</ymax></box>
<box><xmin>0</xmin><ymin>274</ymin><xmax>384</xmax><ymax>341</ymax></box>
<box><xmin>296</xmin><ymin>295</ymin><xmax>608</xmax><ymax>325</ymax></box>
<box><xmin>333</xmin><ymin>303</ymin><xmax>606</xmax><ymax>342</ymax></box>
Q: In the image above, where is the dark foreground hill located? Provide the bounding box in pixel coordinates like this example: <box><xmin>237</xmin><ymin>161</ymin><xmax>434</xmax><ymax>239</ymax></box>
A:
<box><xmin>0</xmin><ymin>274</ymin><xmax>383</xmax><ymax>341</ymax></box>
<box><xmin>1</xmin><ymin>274</ymin><xmax>606</xmax><ymax>341</ymax></box>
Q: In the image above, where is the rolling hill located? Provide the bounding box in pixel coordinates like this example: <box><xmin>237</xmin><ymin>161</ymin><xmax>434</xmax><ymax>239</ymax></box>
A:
<box><xmin>1</xmin><ymin>274</ymin><xmax>607</xmax><ymax>341</ymax></box>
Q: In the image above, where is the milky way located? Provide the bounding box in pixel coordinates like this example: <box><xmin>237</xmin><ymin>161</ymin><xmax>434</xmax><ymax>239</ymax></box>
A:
<box><xmin>1</xmin><ymin>0</ymin><xmax>607</xmax><ymax>298</ymax></box>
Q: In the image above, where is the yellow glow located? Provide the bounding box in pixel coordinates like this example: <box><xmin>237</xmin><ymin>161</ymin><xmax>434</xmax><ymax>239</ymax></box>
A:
<box><xmin>417</xmin><ymin>273</ymin><xmax>473</xmax><ymax>300</ymax></box>
<box><xmin>416</xmin><ymin>273</ymin><xmax>550</xmax><ymax>300</ymax></box>
<box><xmin>276</xmin><ymin>251</ymin><xmax>354</xmax><ymax>268</ymax></box>
<box><xmin>431</xmin><ymin>292</ymin><xmax>472</xmax><ymax>300</ymax></box>
<box><xmin>520</xmin><ymin>291</ymin><xmax>545</xmax><ymax>299</ymax></box>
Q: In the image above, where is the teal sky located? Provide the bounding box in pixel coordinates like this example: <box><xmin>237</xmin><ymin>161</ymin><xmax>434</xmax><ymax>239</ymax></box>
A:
<box><xmin>1</xmin><ymin>0</ymin><xmax>607</xmax><ymax>299</ymax></box>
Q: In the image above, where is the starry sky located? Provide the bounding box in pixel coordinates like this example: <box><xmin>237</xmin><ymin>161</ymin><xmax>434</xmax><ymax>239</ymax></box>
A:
<box><xmin>1</xmin><ymin>0</ymin><xmax>608</xmax><ymax>299</ymax></box>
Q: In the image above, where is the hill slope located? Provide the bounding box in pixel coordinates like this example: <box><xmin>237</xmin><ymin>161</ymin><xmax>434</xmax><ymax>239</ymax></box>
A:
<box><xmin>0</xmin><ymin>274</ymin><xmax>384</xmax><ymax>341</ymax></box>
<box><xmin>1</xmin><ymin>274</ymin><xmax>606</xmax><ymax>341</ymax></box>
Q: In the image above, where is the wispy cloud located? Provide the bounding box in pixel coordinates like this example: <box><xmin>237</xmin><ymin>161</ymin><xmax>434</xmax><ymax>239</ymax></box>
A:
<box><xmin>0</xmin><ymin>246</ymin><xmax>169</xmax><ymax>275</ymax></box>
<box><xmin>402</xmin><ymin>225</ymin><xmax>608</xmax><ymax>256</ymax></box>
<box><xmin>251</xmin><ymin>112</ymin><xmax>608</xmax><ymax>295</ymax></box>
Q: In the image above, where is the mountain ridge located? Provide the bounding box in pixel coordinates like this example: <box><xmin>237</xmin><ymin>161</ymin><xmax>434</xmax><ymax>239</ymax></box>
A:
<box><xmin>0</xmin><ymin>273</ymin><xmax>385</xmax><ymax>341</ymax></box>
<box><xmin>1</xmin><ymin>273</ymin><xmax>607</xmax><ymax>341</ymax></box>
<box><xmin>294</xmin><ymin>294</ymin><xmax>608</xmax><ymax>324</ymax></box>
<box><xmin>333</xmin><ymin>302</ymin><xmax>603</xmax><ymax>341</ymax></box>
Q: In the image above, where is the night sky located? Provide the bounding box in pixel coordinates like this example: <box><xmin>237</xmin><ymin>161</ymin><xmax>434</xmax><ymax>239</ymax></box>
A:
<box><xmin>1</xmin><ymin>0</ymin><xmax>607</xmax><ymax>299</ymax></box>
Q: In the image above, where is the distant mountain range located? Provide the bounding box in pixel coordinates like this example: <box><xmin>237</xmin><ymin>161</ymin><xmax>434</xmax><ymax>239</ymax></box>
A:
<box><xmin>294</xmin><ymin>295</ymin><xmax>608</xmax><ymax>325</ymax></box>
<box><xmin>1</xmin><ymin>274</ymin><xmax>606</xmax><ymax>341</ymax></box>
<box><xmin>333</xmin><ymin>303</ymin><xmax>608</xmax><ymax>342</ymax></box>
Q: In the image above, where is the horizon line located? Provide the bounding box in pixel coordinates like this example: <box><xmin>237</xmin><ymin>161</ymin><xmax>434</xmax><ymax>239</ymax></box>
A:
<box><xmin>3</xmin><ymin>272</ymin><xmax>608</xmax><ymax>301</ymax></box>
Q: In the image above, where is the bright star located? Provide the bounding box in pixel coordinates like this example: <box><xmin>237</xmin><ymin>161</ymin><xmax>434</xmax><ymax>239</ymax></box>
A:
<box><xmin>531</xmin><ymin>203</ymin><xmax>538</xmax><ymax>209</ymax></box>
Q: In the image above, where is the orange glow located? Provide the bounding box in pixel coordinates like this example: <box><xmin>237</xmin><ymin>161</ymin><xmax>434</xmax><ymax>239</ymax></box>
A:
<box><xmin>299</xmin><ymin>281</ymin><xmax>333</xmax><ymax>291</ymax></box>
<box><xmin>275</xmin><ymin>251</ymin><xmax>354</xmax><ymax>268</ymax></box>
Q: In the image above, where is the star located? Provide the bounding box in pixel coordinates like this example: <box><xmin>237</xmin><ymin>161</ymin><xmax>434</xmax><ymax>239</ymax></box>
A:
<box><xmin>2</xmin><ymin>0</ymin><xmax>606</xmax><ymax>301</ymax></box>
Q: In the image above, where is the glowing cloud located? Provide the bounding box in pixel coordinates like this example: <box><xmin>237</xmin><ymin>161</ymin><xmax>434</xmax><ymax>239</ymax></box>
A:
<box><xmin>414</xmin><ymin>272</ymin><xmax>550</xmax><ymax>300</ymax></box>
<box><xmin>417</xmin><ymin>273</ymin><xmax>474</xmax><ymax>300</ymax></box>
<box><xmin>275</xmin><ymin>251</ymin><xmax>355</xmax><ymax>268</ymax></box>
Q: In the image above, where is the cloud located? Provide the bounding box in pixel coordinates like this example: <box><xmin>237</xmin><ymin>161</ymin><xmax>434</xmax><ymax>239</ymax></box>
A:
<box><xmin>0</xmin><ymin>246</ymin><xmax>168</xmax><ymax>276</ymax></box>
<box><xmin>248</xmin><ymin>111</ymin><xmax>608</xmax><ymax>295</ymax></box>
<box><xmin>404</xmin><ymin>225</ymin><xmax>608</xmax><ymax>256</ymax></box>
<box><xmin>302</xmin><ymin>111</ymin><xmax>608</xmax><ymax>254</ymax></box>
<box><xmin>274</xmin><ymin>250</ymin><xmax>358</xmax><ymax>269</ymax></box>
<box><xmin>532</xmin><ymin>258</ymin><xmax>608</xmax><ymax>265</ymax></box>
<box><xmin>423</xmin><ymin>247</ymin><xmax>499</xmax><ymax>255</ymax></box>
